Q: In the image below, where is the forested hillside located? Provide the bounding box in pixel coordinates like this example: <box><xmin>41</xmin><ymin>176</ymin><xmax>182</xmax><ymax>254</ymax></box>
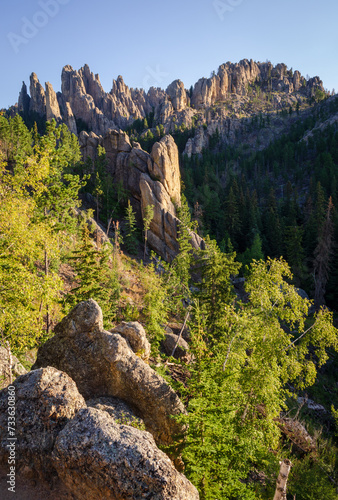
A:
<box><xmin>1</xmin><ymin>87</ymin><xmax>338</xmax><ymax>499</ymax></box>
<box><xmin>180</xmin><ymin>95</ymin><xmax>338</xmax><ymax>311</ymax></box>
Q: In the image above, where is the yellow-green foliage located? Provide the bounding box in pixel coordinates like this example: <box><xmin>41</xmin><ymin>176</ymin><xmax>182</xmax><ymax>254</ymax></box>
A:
<box><xmin>181</xmin><ymin>255</ymin><xmax>338</xmax><ymax>499</ymax></box>
<box><xmin>0</xmin><ymin>117</ymin><xmax>85</xmax><ymax>352</ymax></box>
<box><xmin>0</xmin><ymin>148</ymin><xmax>62</xmax><ymax>350</ymax></box>
<box><xmin>140</xmin><ymin>260</ymin><xmax>168</xmax><ymax>353</ymax></box>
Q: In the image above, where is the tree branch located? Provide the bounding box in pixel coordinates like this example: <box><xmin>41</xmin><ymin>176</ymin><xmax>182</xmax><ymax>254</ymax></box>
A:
<box><xmin>0</xmin><ymin>242</ymin><xmax>14</xmax><ymax>257</ymax></box>
<box><xmin>284</xmin><ymin>322</ymin><xmax>316</xmax><ymax>351</ymax></box>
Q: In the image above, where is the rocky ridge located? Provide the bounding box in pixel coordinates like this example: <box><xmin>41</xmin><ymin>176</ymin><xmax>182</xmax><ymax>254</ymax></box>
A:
<box><xmin>18</xmin><ymin>59</ymin><xmax>325</xmax><ymax>138</ymax></box>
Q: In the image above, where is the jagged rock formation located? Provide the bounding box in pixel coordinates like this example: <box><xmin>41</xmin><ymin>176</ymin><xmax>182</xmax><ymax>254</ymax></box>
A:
<box><xmin>80</xmin><ymin>128</ymin><xmax>203</xmax><ymax>260</ymax></box>
<box><xmin>16</xmin><ymin>59</ymin><xmax>324</xmax><ymax>260</ymax></box>
<box><xmin>17</xmin><ymin>81</ymin><xmax>30</xmax><ymax>115</ymax></box>
<box><xmin>140</xmin><ymin>172</ymin><xmax>180</xmax><ymax>259</ymax></box>
<box><xmin>166</xmin><ymin>80</ymin><xmax>189</xmax><ymax>111</ymax></box>
<box><xmin>32</xmin><ymin>299</ymin><xmax>187</xmax><ymax>445</ymax></box>
<box><xmin>45</xmin><ymin>81</ymin><xmax>61</xmax><ymax>122</ymax></box>
<box><xmin>150</xmin><ymin>135</ymin><xmax>181</xmax><ymax>204</ymax></box>
<box><xmin>28</xmin><ymin>72</ymin><xmax>46</xmax><ymax>116</ymax></box>
<box><xmin>184</xmin><ymin>125</ymin><xmax>210</xmax><ymax>157</ymax></box>
<box><xmin>18</xmin><ymin>59</ymin><xmax>325</xmax><ymax>137</ymax></box>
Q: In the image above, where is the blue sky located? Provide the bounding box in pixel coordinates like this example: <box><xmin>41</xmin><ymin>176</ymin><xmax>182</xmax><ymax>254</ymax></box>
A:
<box><xmin>1</xmin><ymin>0</ymin><xmax>337</xmax><ymax>109</ymax></box>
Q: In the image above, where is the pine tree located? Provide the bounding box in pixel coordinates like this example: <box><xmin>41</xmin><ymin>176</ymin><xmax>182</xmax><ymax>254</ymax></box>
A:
<box><xmin>195</xmin><ymin>236</ymin><xmax>241</xmax><ymax>340</ymax></box>
<box><xmin>262</xmin><ymin>188</ymin><xmax>283</xmax><ymax>257</ymax></box>
<box><xmin>124</xmin><ymin>200</ymin><xmax>138</xmax><ymax>254</ymax></box>
<box><xmin>66</xmin><ymin>222</ymin><xmax>119</xmax><ymax>326</ymax></box>
<box><xmin>224</xmin><ymin>186</ymin><xmax>241</xmax><ymax>248</ymax></box>
<box><xmin>285</xmin><ymin>225</ymin><xmax>306</xmax><ymax>286</ymax></box>
<box><xmin>168</xmin><ymin>194</ymin><xmax>196</xmax><ymax>312</ymax></box>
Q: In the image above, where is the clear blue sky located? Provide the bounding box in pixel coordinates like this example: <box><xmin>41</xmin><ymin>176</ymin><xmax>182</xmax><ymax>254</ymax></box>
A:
<box><xmin>1</xmin><ymin>0</ymin><xmax>337</xmax><ymax>109</ymax></box>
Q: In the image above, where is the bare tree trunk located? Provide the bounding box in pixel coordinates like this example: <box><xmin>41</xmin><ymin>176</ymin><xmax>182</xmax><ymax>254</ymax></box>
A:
<box><xmin>107</xmin><ymin>218</ymin><xmax>112</xmax><ymax>236</ymax></box>
<box><xmin>144</xmin><ymin>231</ymin><xmax>148</xmax><ymax>261</ymax></box>
<box><xmin>170</xmin><ymin>307</ymin><xmax>191</xmax><ymax>358</ymax></box>
<box><xmin>273</xmin><ymin>459</ymin><xmax>292</xmax><ymax>500</ymax></box>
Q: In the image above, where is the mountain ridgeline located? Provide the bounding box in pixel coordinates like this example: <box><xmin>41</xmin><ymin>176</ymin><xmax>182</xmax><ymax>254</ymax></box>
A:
<box><xmin>17</xmin><ymin>59</ymin><xmax>325</xmax><ymax>137</ymax></box>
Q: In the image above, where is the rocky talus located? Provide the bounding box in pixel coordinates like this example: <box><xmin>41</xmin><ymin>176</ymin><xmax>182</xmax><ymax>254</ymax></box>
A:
<box><xmin>0</xmin><ymin>300</ymin><xmax>199</xmax><ymax>500</ymax></box>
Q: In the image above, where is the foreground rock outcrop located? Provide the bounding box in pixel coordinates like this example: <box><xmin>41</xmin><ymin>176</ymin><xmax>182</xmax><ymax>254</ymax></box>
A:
<box><xmin>110</xmin><ymin>321</ymin><xmax>151</xmax><ymax>361</ymax></box>
<box><xmin>33</xmin><ymin>299</ymin><xmax>186</xmax><ymax>445</ymax></box>
<box><xmin>0</xmin><ymin>366</ymin><xmax>198</xmax><ymax>499</ymax></box>
<box><xmin>0</xmin><ymin>300</ymin><xmax>200</xmax><ymax>499</ymax></box>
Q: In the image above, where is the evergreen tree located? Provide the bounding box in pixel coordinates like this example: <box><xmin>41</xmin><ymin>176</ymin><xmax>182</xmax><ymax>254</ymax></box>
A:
<box><xmin>0</xmin><ymin>114</ymin><xmax>33</xmax><ymax>166</ymax></box>
<box><xmin>167</xmin><ymin>195</ymin><xmax>196</xmax><ymax>312</ymax></box>
<box><xmin>124</xmin><ymin>200</ymin><xmax>138</xmax><ymax>254</ymax></box>
<box><xmin>194</xmin><ymin>236</ymin><xmax>241</xmax><ymax>340</ymax></box>
<box><xmin>224</xmin><ymin>186</ymin><xmax>241</xmax><ymax>248</ymax></box>
<box><xmin>34</xmin><ymin>119</ymin><xmax>86</xmax><ymax>237</ymax></box>
<box><xmin>238</xmin><ymin>232</ymin><xmax>264</xmax><ymax>273</ymax></box>
<box><xmin>284</xmin><ymin>225</ymin><xmax>306</xmax><ymax>286</ymax></box>
<box><xmin>262</xmin><ymin>188</ymin><xmax>283</xmax><ymax>257</ymax></box>
<box><xmin>66</xmin><ymin>222</ymin><xmax>119</xmax><ymax>326</ymax></box>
